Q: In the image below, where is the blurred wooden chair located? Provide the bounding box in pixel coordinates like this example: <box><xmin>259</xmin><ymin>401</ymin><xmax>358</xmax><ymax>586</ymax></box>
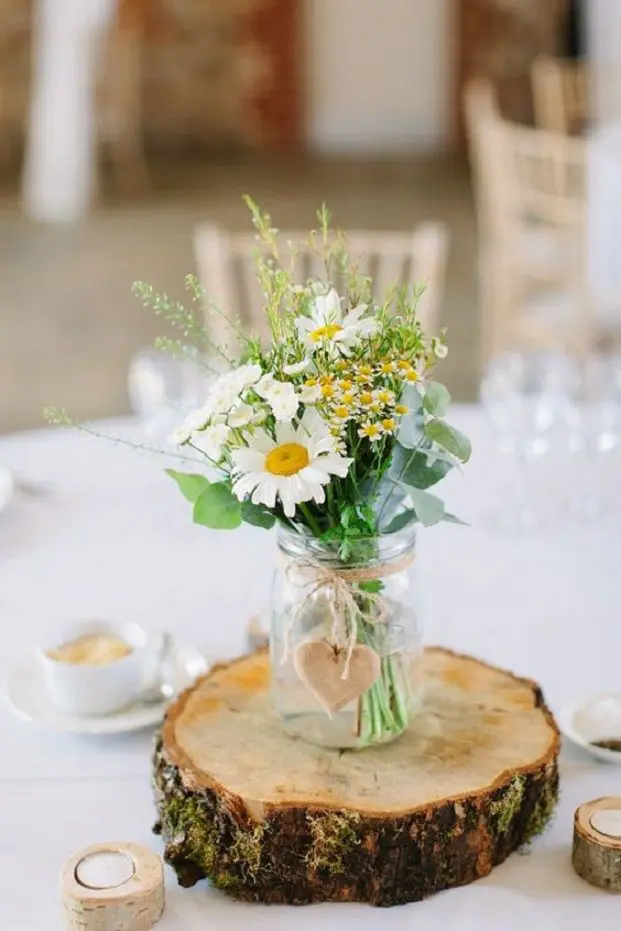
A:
<box><xmin>465</xmin><ymin>79</ymin><xmax>592</xmax><ymax>363</ymax></box>
<box><xmin>532</xmin><ymin>56</ymin><xmax>589</xmax><ymax>136</ymax></box>
<box><xmin>194</xmin><ymin>224</ymin><xmax>449</xmax><ymax>359</ymax></box>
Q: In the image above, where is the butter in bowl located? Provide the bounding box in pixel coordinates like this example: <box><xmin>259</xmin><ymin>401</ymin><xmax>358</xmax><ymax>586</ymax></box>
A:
<box><xmin>39</xmin><ymin>621</ymin><xmax>159</xmax><ymax>716</ymax></box>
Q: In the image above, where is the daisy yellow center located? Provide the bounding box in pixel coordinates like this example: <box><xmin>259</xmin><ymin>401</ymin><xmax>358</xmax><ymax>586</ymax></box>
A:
<box><xmin>265</xmin><ymin>442</ymin><xmax>310</xmax><ymax>476</ymax></box>
<box><xmin>361</xmin><ymin>424</ymin><xmax>382</xmax><ymax>438</ymax></box>
<box><xmin>310</xmin><ymin>323</ymin><xmax>343</xmax><ymax>343</ymax></box>
<box><xmin>359</xmin><ymin>391</ymin><xmax>374</xmax><ymax>406</ymax></box>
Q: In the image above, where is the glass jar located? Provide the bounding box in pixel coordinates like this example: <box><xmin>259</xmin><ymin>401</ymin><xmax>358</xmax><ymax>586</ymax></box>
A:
<box><xmin>270</xmin><ymin>526</ymin><xmax>423</xmax><ymax>749</ymax></box>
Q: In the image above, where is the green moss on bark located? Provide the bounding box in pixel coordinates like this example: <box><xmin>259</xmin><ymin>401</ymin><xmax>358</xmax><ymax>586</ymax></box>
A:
<box><xmin>490</xmin><ymin>776</ymin><xmax>525</xmax><ymax>835</ymax></box>
<box><xmin>306</xmin><ymin>811</ymin><xmax>361</xmax><ymax>873</ymax></box>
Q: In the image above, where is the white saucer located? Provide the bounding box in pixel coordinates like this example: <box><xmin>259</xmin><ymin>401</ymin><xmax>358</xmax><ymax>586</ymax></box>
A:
<box><xmin>0</xmin><ymin>470</ymin><xmax>14</xmax><ymax>515</ymax></box>
<box><xmin>559</xmin><ymin>694</ymin><xmax>621</xmax><ymax>763</ymax></box>
<box><xmin>5</xmin><ymin>643</ymin><xmax>208</xmax><ymax>735</ymax></box>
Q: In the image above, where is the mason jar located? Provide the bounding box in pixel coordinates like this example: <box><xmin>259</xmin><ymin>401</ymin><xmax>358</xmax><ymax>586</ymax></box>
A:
<box><xmin>270</xmin><ymin>526</ymin><xmax>423</xmax><ymax>749</ymax></box>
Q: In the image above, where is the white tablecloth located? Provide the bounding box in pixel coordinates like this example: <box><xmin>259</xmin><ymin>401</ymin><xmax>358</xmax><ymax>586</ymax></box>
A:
<box><xmin>1</xmin><ymin>408</ymin><xmax>620</xmax><ymax>929</ymax></box>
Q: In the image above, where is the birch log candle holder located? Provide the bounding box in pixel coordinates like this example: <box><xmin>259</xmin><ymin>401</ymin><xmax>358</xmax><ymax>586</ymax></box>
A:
<box><xmin>61</xmin><ymin>841</ymin><xmax>164</xmax><ymax>930</ymax></box>
<box><xmin>573</xmin><ymin>798</ymin><xmax>621</xmax><ymax>892</ymax></box>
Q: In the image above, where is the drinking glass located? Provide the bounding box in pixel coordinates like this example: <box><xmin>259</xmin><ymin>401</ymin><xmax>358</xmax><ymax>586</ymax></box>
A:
<box><xmin>480</xmin><ymin>351</ymin><xmax>577</xmax><ymax>531</ymax></box>
<box><xmin>127</xmin><ymin>349</ymin><xmax>213</xmax><ymax>441</ymax></box>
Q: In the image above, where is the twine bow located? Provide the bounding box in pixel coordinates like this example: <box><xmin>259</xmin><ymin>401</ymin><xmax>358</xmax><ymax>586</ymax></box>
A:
<box><xmin>282</xmin><ymin>551</ymin><xmax>414</xmax><ymax>680</ymax></box>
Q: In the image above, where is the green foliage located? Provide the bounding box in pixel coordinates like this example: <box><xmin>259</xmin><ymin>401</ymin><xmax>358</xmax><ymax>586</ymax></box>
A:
<box><xmin>424</xmin><ymin>420</ymin><xmax>472</xmax><ymax>463</ymax></box>
<box><xmin>490</xmin><ymin>776</ymin><xmax>525</xmax><ymax>835</ymax></box>
<box><xmin>166</xmin><ymin>470</ymin><xmax>210</xmax><ymax>503</ymax></box>
<box><xmin>402</xmin><ymin>487</ymin><xmax>445</xmax><ymax>527</ymax></box>
<box><xmin>423</xmin><ymin>381</ymin><xmax>451</xmax><ymax>417</ymax></box>
<box><xmin>241</xmin><ymin>501</ymin><xmax>276</xmax><ymax>529</ymax></box>
<box><xmin>397</xmin><ymin>448</ymin><xmax>453</xmax><ymax>490</ymax></box>
<box><xmin>193</xmin><ymin>483</ymin><xmax>242</xmax><ymax>530</ymax></box>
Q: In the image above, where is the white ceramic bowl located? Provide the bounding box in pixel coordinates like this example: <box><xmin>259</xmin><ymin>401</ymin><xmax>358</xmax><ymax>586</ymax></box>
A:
<box><xmin>559</xmin><ymin>693</ymin><xmax>621</xmax><ymax>763</ymax></box>
<box><xmin>39</xmin><ymin>620</ymin><xmax>157</xmax><ymax>716</ymax></box>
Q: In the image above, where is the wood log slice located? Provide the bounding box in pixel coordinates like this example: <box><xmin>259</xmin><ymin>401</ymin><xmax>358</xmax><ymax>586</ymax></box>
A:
<box><xmin>153</xmin><ymin>647</ymin><xmax>560</xmax><ymax>907</ymax></box>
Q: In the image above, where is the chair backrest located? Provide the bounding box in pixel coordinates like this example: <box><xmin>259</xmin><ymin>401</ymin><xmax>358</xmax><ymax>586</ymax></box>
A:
<box><xmin>532</xmin><ymin>56</ymin><xmax>589</xmax><ymax>135</ymax></box>
<box><xmin>194</xmin><ymin>223</ymin><xmax>449</xmax><ymax>358</ymax></box>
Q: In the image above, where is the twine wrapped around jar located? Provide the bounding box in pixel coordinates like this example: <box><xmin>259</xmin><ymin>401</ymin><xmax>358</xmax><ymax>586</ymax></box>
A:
<box><xmin>282</xmin><ymin>551</ymin><xmax>415</xmax><ymax>679</ymax></box>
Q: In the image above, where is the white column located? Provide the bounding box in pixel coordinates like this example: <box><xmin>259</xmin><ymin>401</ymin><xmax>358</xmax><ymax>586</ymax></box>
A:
<box><xmin>585</xmin><ymin>0</ymin><xmax>621</xmax><ymax>125</ymax></box>
<box><xmin>22</xmin><ymin>0</ymin><xmax>116</xmax><ymax>222</ymax></box>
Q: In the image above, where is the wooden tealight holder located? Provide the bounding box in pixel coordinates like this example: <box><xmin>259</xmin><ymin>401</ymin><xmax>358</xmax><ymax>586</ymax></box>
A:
<box><xmin>61</xmin><ymin>841</ymin><xmax>164</xmax><ymax>930</ymax></box>
<box><xmin>573</xmin><ymin>798</ymin><xmax>621</xmax><ymax>892</ymax></box>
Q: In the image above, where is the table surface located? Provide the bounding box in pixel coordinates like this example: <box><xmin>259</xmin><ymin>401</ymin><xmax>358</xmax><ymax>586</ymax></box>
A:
<box><xmin>1</xmin><ymin>407</ymin><xmax>620</xmax><ymax>930</ymax></box>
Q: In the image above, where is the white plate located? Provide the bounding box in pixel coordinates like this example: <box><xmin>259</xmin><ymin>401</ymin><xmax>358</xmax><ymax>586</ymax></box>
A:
<box><xmin>559</xmin><ymin>694</ymin><xmax>621</xmax><ymax>763</ymax></box>
<box><xmin>0</xmin><ymin>470</ymin><xmax>14</xmax><ymax>514</ymax></box>
<box><xmin>5</xmin><ymin>643</ymin><xmax>208</xmax><ymax>735</ymax></box>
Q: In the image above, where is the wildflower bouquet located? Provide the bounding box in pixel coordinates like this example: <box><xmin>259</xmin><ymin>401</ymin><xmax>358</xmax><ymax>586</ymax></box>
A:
<box><xmin>135</xmin><ymin>202</ymin><xmax>470</xmax><ymax>747</ymax></box>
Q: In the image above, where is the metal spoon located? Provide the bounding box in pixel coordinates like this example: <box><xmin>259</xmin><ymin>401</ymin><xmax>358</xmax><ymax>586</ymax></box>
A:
<box><xmin>140</xmin><ymin>632</ymin><xmax>176</xmax><ymax>705</ymax></box>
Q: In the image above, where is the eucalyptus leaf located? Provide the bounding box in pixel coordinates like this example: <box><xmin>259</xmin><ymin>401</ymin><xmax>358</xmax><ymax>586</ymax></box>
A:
<box><xmin>442</xmin><ymin>512</ymin><xmax>469</xmax><ymax>526</ymax></box>
<box><xmin>193</xmin><ymin>483</ymin><xmax>242</xmax><ymax>530</ymax></box>
<box><xmin>165</xmin><ymin>469</ymin><xmax>210</xmax><ymax>503</ymax></box>
<box><xmin>400</xmin><ymin>450</ymin><xmax>452</xmax><ymax>490</ymax></box>
<box><xmin>241</xmin><ymin>501</ymin><xmax>276</xmax><ymax>530</ymax></box>
<box><xmin>381</xmin><ymin>509</ymin><xmax>417</xmax><ymax>534</ymax></box>
<box><xmin>424</xmin><ymin>420</ymin><xmax>472</xmax><ymax>464</ymax></box>
<box><xmin>400</xmin><ymin>486</ymin><xmax>445</xmax><ymax>527</ymax></box>
<box><xmin>423</xmin><ymin>382</ymin><xmax>451</xmax><ymax>417</ymax></box>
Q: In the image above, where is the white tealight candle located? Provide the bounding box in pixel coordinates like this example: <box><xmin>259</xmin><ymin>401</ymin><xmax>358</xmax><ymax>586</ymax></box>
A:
<box><xmin>590</xmin><ymin>809</ymin><xmax>621</xmax><ymax>839</ymax></box>
<box><xmin>75</xmin><ymin>851</ymin><xmax>135</xmax><ymax>890</ymax></box>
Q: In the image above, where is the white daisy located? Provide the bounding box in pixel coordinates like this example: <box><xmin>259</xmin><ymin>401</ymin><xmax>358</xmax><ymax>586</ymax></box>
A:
<box><xmin>204</xmin><ymin>364</ymin><xmax>262</xmax><ymax>417</ymax></box>
<box><xmin>265</xmin><ymin>381</ymin><xmax>300</xmax><ymax>422</ymax></box>
<box><xmin>295</xmin><ymin>288</ymin><xmax>378</xmax><ymax>354</ymax></box>
<box><xmin>230</xmin><ymin>410</ymin><xmax>353</xmax><ymax>518</ymax></box>
<box><xmin>191</xmin><ymin>423</ymin><xmax>230</xmax><ymax>460</ymax></box>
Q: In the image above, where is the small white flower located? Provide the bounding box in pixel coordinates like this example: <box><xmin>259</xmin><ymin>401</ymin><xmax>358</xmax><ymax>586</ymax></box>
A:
<box><xmin>433</xmin><ymin>339</ymin><xmax>448</xmax><ymax>359</ymax></box>
<box><xmin>298</xmin><ymin>384</ymin><xmax>322</xmax><ymax>404</ymax></box>
<box><xmin>264</xmin><ymin>381</ymin><xmax>299</xmax><ymax>422</ymax></box>
<box><xmin>256</xmin><ymin>373</ymin><xmax>278</xmax><ymax>398</ymax></box>
<box><xmin>283</xmin><ymin>359</ymin><xmax>311</xmax><ymax>376</ymax></box>
<box><xmin>230</xmin><ymin>363</ymin><xmax>262</xmax><ymax>393</ymax></box>
<box><xmin>230</xmin><ymin>409</ymin><xmax>353</xmax><ymax>518</ymax></box>
<box><xmin>191</xmin><ymin>422</ymin><xmax>230</xmax><ymax>460</ymax></box>
<box><xmin>228</xmin><ymin>403</ymin><xmax>254</xmax><ymax>428</ymax></box>
<box><xmin>168</xmin><ymin>406</ymin><xmax>211</xmax><ymax>445</ymax></box>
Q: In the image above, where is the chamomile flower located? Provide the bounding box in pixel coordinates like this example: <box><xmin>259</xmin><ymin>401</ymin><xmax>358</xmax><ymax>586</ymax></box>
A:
<box><xmin>378</xmin><ymin>361</ymin><xmax>397</xmax><ymax>375</ymax></box>
<box><xmin>396</xmin><ymin>360</ymin><xmax>413</xmax><ymax>372</ymax></box>
<box><xmin>358</xmin><ymin>423</ymin><xmax>384</xmax><ymax>442</ymax></box>
<box><xmin>338</xmin><ymin>379</ymin><xmax>354</xmax><ymax>391</ymax></box>
<box><xmin>374</xmin><ymin>388</ymin><xmax>395</xmax><ymax>406</ymax></box>
<box><xmin>320</xmin><ymin>383</ymin><xmax>337</xmax><ymax>400</ymax></box>
<box><xmin>381</xmin><ymin>418</ymin><xmax>397</xmax><ymax>434</ymax></box>
<box><xmin>295</xmin><ymin>288</ymin><xmax>378</xmax><ymax>354</ymax></box>
<box><xmin>230</xmin><ymin>410</ymin><xmax>352</xmax><ymax>518</ymax></box>
<box><xmin>395</xmin><ymin>404</ymin><xmax>409</xmax><ymax>416</ymax></box>
<box><xmin>403</xmin><ymin>369</ymin><xmax>419</xmax><ymax>383</ymax></box>
<box><xmin>358</xmin><ymin>391</ymin><xmax>374</xmax><ymax>408</ymax></box>
<box><xmin>340</xmin><ymin>391</ymin><xmax>356</xmax><ymax>406</ymax></box>
<box><xmin>355</xmin><ymin>372</ymin><xmax>374</xmax><ymax>385</ymax></box>
<box><xmin>332</xmin><ymin>404</ymin><xmax>352</xmax><ymax>422</ymax></box>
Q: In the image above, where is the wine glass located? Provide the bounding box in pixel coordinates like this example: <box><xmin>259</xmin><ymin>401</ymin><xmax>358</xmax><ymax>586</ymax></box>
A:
<box><xmin>127</xmin><ymin>349</ymin><xmax>213</xmax><ymax>441</ymax></box>
<box><xmin>480</xmin><ymin>351</ymin><xmax>577</xmax><ymax>531</ymax></box>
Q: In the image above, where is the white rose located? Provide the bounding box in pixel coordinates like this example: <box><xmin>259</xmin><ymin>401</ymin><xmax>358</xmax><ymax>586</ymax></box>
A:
<box><xmin>191</xmin><ymin>423</ymin><xmax>230</xmax><ymax>460</ymax></box>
